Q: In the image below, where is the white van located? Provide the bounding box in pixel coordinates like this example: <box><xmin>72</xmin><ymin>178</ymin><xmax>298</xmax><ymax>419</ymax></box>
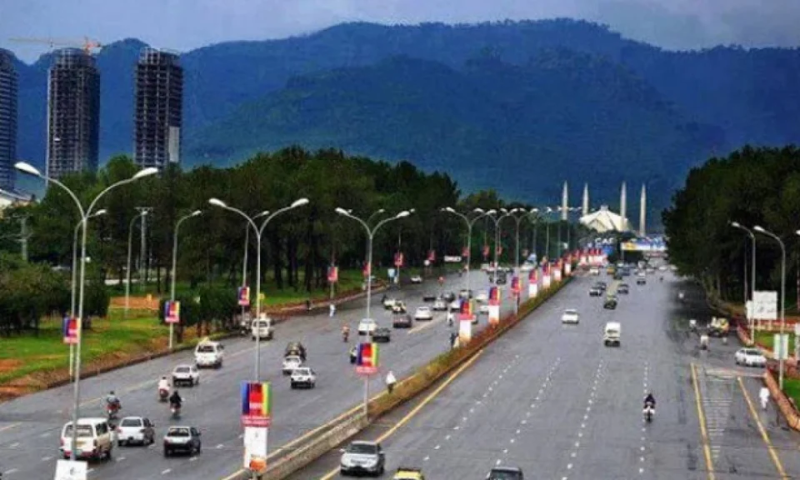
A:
<box><xmin>604</xmin><ymin>322</ymin><xmax>621</xmax><ymax>347</ymax></box>
<box><xmin>60</xmin><ymin>418</ymin><xmax>114</xmax><ymax>460</ymax></box>
<box><xmin>194</xmin><ymin>340</ymin><xmax>224</xmax><ymax>368</ymax></box>
<box><xmin>251</xmin><ymin>317</ymin><xmax>274</xmax><ymax>341</ymax></box>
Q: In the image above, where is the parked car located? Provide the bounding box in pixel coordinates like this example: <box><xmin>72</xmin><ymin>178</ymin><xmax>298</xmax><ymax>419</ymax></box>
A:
<box><xmin>340</xmin><ymin>441</ymin><xmax>385</xmax><ymax>476</ymax></box>
<box><xmin>414</xmin><ymin>306</ymin><xmax>433</xmax><ymax>321</ymax></box>
<box><xmin>194</xmin><ymin>341</ymin><xmax>224</xmax><ymax>369</ymax></box>
<box><xmin>282</xmin><ymin>355</ymin><xmax>303</xmax><ymax>375</ymax></box>
<box><xmin>561</xmin><ymin>309</ymin><xmax>580</xmax><ymax>324</ymax></box>
<box><xmin>116</xmin><ymin>416</ymin><xmax>155</xmax><ymax>446</ymax></box>
<box><xmin>410</xmin><ymin>275</ymin><xmax>423</xmax><ymax>284</ymax></box>
<box><xmin>486</xmin><ymin>466</ymin><xmax>524</xmax><ymax>479</ymax></box>
<box><xmin>358</xmin><ymin>318</ymin><xmax>377</xmax><ymax>335</ymax></box>
<box><xmin>290</xmin><ymin>367</ymin><xmax>317</xmax><ymax>388</ymax></box>
<box><xmin>373</xmin><ymin>327</ymin><xmax>392</xmax><ymax>343</ymax></box>
<box><xmin>163</xmin><ymin>426</ymin><xmax>201</xmax><ymax>457</ymax></box>
<box><xmin>284</xmin><ymin>341</ymin><xmax>306</xmax><ymax>361</ymax></box>
<box><xmin>735</xmin><ymin>348</ymin><xmax>767</xmax><ymax>367</ymax></box>
<box><xmin>172</xmin><ymin>364</ymin><xmax>199</xmax><ymax>387</ymax></box>
<box><xmin>60</xmin><ymin>418</ymin><xmax>114</xmax><ymax>460</ymax></box>
<box><xmin>393</xmin><ymin>314</ymin><xmax>413</xmax><ymax>329</ymax></box>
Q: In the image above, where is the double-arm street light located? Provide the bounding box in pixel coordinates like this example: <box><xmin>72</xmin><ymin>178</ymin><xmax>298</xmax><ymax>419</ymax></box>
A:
<box><xmin>16</xmin><ymin>161</ymin><xmax>157</xmax><ymax>462</ymax></box>
<box><xmin>731</xmin><ymin>222</ymin><xmax>757</xmax><ymax>335</ymax></box>
<box><xmin>169</xmin><ymin>210</ymin><xmax>202</xmax><ymax>350</ymax></box>
<box><xmin>335</xmin><ymin>207</ymin><xmax>412</xmax><ymax>416</ymax></box>
<box><xmin>486</xmin><ymin>208</ymin><xmax>518</xmax><ymax>283</ymax></box>
<box><xmin>441</xmin><ymin>207</ymin><xmax>492</xmax><ymax>293</ymax></box>
<box><xmin>125</xmin><ymin>209</ymin><xmax>150</xmax><ymax>318</ymax></box>
<box><xmin>754</xmin><ymin>225</ymin><xmax>786</xmax><ymax>389</ymax></box>
<box><xmin>526</xmin><ymin>208</ymin><xmax>540</xmax><ymax>263</ymax></box>
<box><xmin>69</xmin><ymin>209</ymin><xmax>106</xmax><ymax>378</ymax></box>
<box><xmin>209</xmin><ymin>198</ymin><xmax>309</xmax><ymax>381</ymax></box>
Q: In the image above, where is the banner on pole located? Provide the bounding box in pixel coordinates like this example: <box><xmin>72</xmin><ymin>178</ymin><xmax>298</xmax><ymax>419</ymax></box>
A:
<box><xmin>511</xmin><ymin>276</ymin><xmax>521</xmax><ymax>296</ymax></box>
<box><xmin>528</xmin><ymin>283</ymin><xmax>538</xmax><ymax>299</ymax></box>
<box><xmin>62</xmin><ymin>316</ymin><xmax>79</xmax><ymax>345</ymax></box>
<box><xmin>482</xmin><ymin>245</ymin><xmax>490</xmax><ymax>259</ymax></box>
<box><xmin>488</xmin><ymin>304</ymin><xmax>500</xmax><ymax>326</ymax></box>
<box><xmin>237</xmin><ymin>286</ymin><xmax>250</xmax><ymax>307</ymax></box>
<box><xmin>462</xmin><ymin>246</ymin><xmax>470</xmax><ymax>258</ymax></box>
<box><xmin>427</xmin><ymin>250</ymin><xmax>436</xmax><ymax>262</ymax></box>
<box><xmin>165</xmin><ymin>301</ymin><xmax>180</xmax><ymax>324</ymax></box>
<box><xmin>394</xmin><ymin>252</ymin><xmax>404</xmax><ymax>268</ymax></box>
<box><xmin>362</xmin><ymin>262</ymin><xmax>371</xmax><ymax>277</ymax></box>
<box><xmin>356</xmin><ymin>342</ymin><xmax>380</xmax><ymax>375</ymax></box>
<box><xmin>459</xmin><ymin>298</ymin><xmax>474</xmax><ymax>322</ymax></box>
<box><xmin>327</xmin><ymin>266</ymin><xmax>339</xmax><ymax>283</ymax></box>
<box><xmin>775</xmin><ymin>334</ymin><xmax>790</xmax><ymax>360</ymax></box>
<box><xmin>241</xmin><ymin>382</ymin><xmax>272</xmax><ymax>427</ymax></box>
<box><xmin>243</xmin><ymin>426</ymin><xmax>268</xmax><ymax>472</ymax></box>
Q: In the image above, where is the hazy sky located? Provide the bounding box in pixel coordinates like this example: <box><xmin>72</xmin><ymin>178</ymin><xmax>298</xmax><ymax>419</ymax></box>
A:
<box><xmin>3</xmin><ymin>0</ymin><xmax>799</xmax><ymax>63</ymax></box>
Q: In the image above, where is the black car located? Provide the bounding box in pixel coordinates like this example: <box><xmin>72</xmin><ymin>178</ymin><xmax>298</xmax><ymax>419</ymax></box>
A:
<box><xmin>442</xmin><ymin>292</ymin><xmax>456</xmax><ymax>302</ymax></box>
<box><xmin>373</xmin><ymin>327</ymin><xmax>391</xmax><ymax>343</ymax></box>
<box><xmin>486</xmin><ymin>466</ymin><xmax>524</xmax><ymax>479</ymax></box>
<box><xmin>618</xmin><ymin>284</ymin><xmax>630</xmax><ymax>294</ymax></box>
<box><xmin>636</xmin><ymin>277</ymin><xmax>646</xmax><ymax>285</ymax></box>
<box><xmin>589</xmin><ymin>287</ymin><xmax>603</xmax><ymax>297</ymax></box>
<box><xmin>422</xmin><ymin>293</ymin><xmax>437</xmax><ymax>302</ymax></box>
<box><xmin>163</xmin><ymin>426</ymin><xmax>201</xmax><ymax>457</ymax></box>
<box><xmin>284</xmin><ymin>342</ymin><xmax>306</xmax><ymax>361</ymax></box>
<box><xmin>604</xmin><ymin>298</ymin><xmax>618</xmax><ymax>310</ymax></box>
<box><xmin>393</xmin><ymin>314</ymin><xmax>413</xmax><ymax>329</ymax></box>
<box><xmin>596</xmin><ymin>282</ymin><xmax>607</xmax><ymax>291</ymax></box>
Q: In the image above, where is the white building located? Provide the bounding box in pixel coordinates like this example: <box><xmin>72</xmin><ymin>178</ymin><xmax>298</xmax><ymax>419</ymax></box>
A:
<box><xmin>579</xmin><ymin>205</ymin><xmax>629</xmax><ymax>233</ymax></box>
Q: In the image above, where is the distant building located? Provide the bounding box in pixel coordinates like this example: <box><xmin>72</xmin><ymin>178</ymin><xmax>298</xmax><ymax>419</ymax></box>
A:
<box><xmin>47</xmin><ymin>48</ymin><xmax>100</xmax><ymax>179</ymax></box>
<box><xmin>134</xmin><ymin>48</ymin><xmax>183</xmax><ymax>169</ymax></box>
<box><xmin>579</xmin><ymin>205</ymin><xmax>629</xmax><ymax>233</ymax></box>
<box><xmin>0</xmin><ymin>49</ymin><xmax>17</xmax><ymax>190</ymax></box>
<box><xmin>0</xmin><ymin>188</ymin><xmax>33</xmax><ymax>216</ymax></box>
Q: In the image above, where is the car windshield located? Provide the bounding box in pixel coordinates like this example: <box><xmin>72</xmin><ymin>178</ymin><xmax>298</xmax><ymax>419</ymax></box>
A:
<box><xmin>347</xmin><ymin>442</ymin><xmax>377</xmax><ymax>454</ymax></box>
<box><xmin>175</xmin><ymin>366</ymin><xmax>190</xmax><ymax>373</ymax></box>
<box><xmin>120</xmin><ymin>418</ymin><xmax>142</xmax><ymax>427</ymax></box>
<box><xmin>63</xmin><ymin>425</ymin><xmax>93</xmax><ymax>437</ymax></box>
<box><xmin>286</xmin><ymin>356</ymin><xmax>301</xmax><ymax>362</ymax></box>
<box><xmin>197</xmin><ymin>345</ymin><xmax>215</xmax><ymax>353</ymax></box>
<box><xmin>488</xmin><ymin>469</ymin><xmax>522</xmax><ymax>479</ymax></box>
<box><xmin>168</xmin><ymin>428</ymin><xmax>190</xmax><ymax>437</ymax></box>
<box><xmin>564</xmin><ymin>309</ymin><xmax>577</xmax><ymax>315</ymax></box>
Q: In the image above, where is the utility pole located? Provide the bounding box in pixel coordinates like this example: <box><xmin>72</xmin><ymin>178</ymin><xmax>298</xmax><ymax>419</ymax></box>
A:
<box><xmin>135</xmin><ymin>207</ymin><xmax>152</xmax><ymax>293</ymax></box>
<box><xmin>19</xmin><ymin>215</ymin><xmax>29</xmax><ymax>263</ymax></box>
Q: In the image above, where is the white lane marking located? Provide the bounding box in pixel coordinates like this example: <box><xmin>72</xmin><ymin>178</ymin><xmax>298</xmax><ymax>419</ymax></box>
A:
<box><xmin>216</xmin><ymin>444</ymin><xmax>225</xmax><ymax>449</ymax></box>
<box><xmin>434</xmin><ymin>445</ymin><xmax>440</xmax><ymax>450</ymax></box>
<box><xmin>9</xmin><ymin>442</ymin><xmax>19</xmax><ymax>448</ymax></box>
<box><xmin>42</xmin><ymin>456</ymin><xmax>52</xmax><ymax>462</ymax></box>
<box><xmin>40</xmin><ymin>432</ymin><xmax>51</xmax><ymax>437</ymax></box>
<box><xmin>190</xmin><ymin>456</ymin><xmax>198</xmax><ymax>462</ymax></box>
<box><xmin>4</xmin><ymin>469</ymin><xmax>18</xmax><ymax>475</ymax></box>
<box><xmin>496</xmin><ymin>459</ymin><xmax>502</xmax><ymax>466</ymax></box>
<box><xmin>161</xmin><ymin>469</ymin><xmax>171</xmax><ymax>475</ymax></box>
<box><xmin>423</xmin><ymin>456</ymin><xmax>430</xmax><ymax>461</ymax></box>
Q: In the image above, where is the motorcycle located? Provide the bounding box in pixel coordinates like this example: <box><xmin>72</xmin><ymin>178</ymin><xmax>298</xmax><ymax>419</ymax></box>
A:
<box><xmin>700</xmin><ymin>334</ymin><xmax>709</xmax><ymax>350</ymax></box>
<box><xmin>170</xmin><ymin>402</ymin><xmax>182</xmax><ymax>420</ymax></box>
<box><xmin>342</xmin><ymin>329</ymin><xmax>350</xmax><ymax>343</ymax></box>
<box><xmin>158</xmin><ymin>388</ymin><xmax>169</xmax><ymax>402</ymax></box>
<box><xmin>349</xmin><ymin>348</ymin><xmax>357</xmax><ymax>364</ymax></box>
<box><xmin>643</xmin><ymin>403</ymin><xmax>655</xmax><ymax>423</ymax></box>
<box><xmin>106</xmin><ymin>401</ymin><xmax>121</xmax><ymax>420</ymax></box>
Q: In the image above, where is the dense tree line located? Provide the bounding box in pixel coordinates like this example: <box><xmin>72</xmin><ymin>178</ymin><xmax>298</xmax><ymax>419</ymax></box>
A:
<box><xmin>663</xmin><ymin>145</ymin><xmax>800</xmax><ymax>305</ymax></box>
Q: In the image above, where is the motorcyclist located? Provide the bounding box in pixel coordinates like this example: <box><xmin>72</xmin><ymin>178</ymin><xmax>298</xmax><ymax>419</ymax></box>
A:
<box><xmin>158</xmin><ymin>376</ymin><xmax>170</xmax><ymax>399</ymax></box>
<box><xmin>106</xmin><ymin>391</ymin><xmax>120</xmax><ymax>409</ymax></box>
<box><xmin>169</xmin><ymin>390</ymin><xmax>183</xmax><ymax>409</ymax></box>
<box><xmin>349</xmin><ymin>345</ymin><xmax>358</xmax><ymax>364</ymax></box>
<box><xmin>447</xmin><ymin>310</ymin><xmax>455</xmax><ymax>327</ymax></box>
<box><xmin>644</xmin><ymin>392</ymin><xmax>656</xmax><ymax>409</ymax></box>
<box><xmin>342</xmin><ymin>325</ymin><xmax>350</xmax><ymax>342</ymax></box>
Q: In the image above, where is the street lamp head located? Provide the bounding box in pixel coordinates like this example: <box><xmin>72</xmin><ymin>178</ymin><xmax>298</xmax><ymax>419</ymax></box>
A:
<box><xmin>486</xmin><ymin>209</ymin><xmax>497</xmax><ymax>215</ymax></box>
<box><xmin>191</xmin><ymin>210</ymin><xmax>202</xmax><ymax>217</ymax></box>
<box><xmin>377</xmin><ymin>208</ymin><xmax>386</xmax><ymax>213</ymax></box>
<box><xmin>510</xmin><ymin>208</ymin><xmax>520</xmax><ymax>214</ymax></box>
<box><xmin>473</xmin><ymin>207</ymin><xmax>484</xmax><ymax>213</ymax></box>
<box><xmin>335</xmin><ymin>207</ymin><xmax>349</xmax><ymax>215</ymax></box>
<box><xmin>796</xmin><ymin>230</ymin><xmax>800</xmax><ymax>236</ymax></box>
<box><xmin>291</xmin><ymin>198</ymin><xmax>309</xmax><ymax>208</ymax></box>
<box><xmin>500</xmin><ymin>208</ymin><xmax>508</xmax><ymax>214</ymax></box>
<box><xmin>531</xmin><ymin>208</ymin><xmax>539</xmax><ymax>213</ymax></box>
<box><xmin>409</xmin><ymin>208</ymin><xmax>416</xmax><ymax>213</ymax></box>
<box><xmin>14</xmin><ymin>161</ymin><xmax>41</xmax><ymax>177</ymax></box>
<box><xmin>731</xmin><ymin>221</ymin><xmax>741</xmax><ymax>228</ymax></box>
<box><xmin>133</xmin><ymin>167</ymin><xmax>159</xmax><ymax>179</ymax></box>
<box><xmin>396</xmin><ymin>211</ymin><xmax>411</xmax><ymax>219</ymax></box>
<box><xmin>754</xmin><ymin>225</ymin><xmax>766</xmax><ymax>233</ymax></box>
<box><xmin>208</xmin><ymin>198</ymin><xmax>227</xmax><ymax>208</ymax></box>
<box><xmin>94</xmin><ymin>209</ymin><xmax>107</xmax><ymax>217</ymax></box>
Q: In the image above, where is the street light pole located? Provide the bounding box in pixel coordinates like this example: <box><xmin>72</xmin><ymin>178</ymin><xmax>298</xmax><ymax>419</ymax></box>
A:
<box><xmin>441</xmin><ymin>207</ymin><xmax>491</xmax><ymax>293</ymax></box>
<box><xmin>210</xmin><ymin>198</ymin><xmax>309</xmax><ymax>381</ymax></box>
<box><xmin>170</xmin><ymin>210</ymin><xmax>202</xmax><ymax>350</ymax></box>
<box><xmin>731</xmin><ymin>222</ymin><xmax>757</xmax><ymax>335</ymax></box>
<box><xmin>336</xmin><ymin>208</ymin><xmax>411</xmax><ymax>417</ymax></box>
<box><xmin>240</xmin><ymin>210</ymin><xmax>269</xmax><ymax>330</ymax></box>
<box><xmin>125</xmin><ymin>210</ymin><xmax>150</xmax><ymax>319</ymax></box>
<box><xmin>16</xmin><ymin>161</ymin><xmax>157</xmax><ymax>463</ymax></box>
<box><xmin>755</xmin><ymin>225</ymin><xmax>786</xmax><ymax>389</ymax></box>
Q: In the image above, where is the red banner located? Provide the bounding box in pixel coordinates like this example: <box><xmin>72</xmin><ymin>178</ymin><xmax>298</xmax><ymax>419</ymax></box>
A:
<box><xmin>528</xmin><ymin>269</ymin><xmax>538</xmax><ymax>282</ymax></box>
<box><xmin>482</xmin><ymin>245</ymin><xmax>490</xmax><ymax>259</ymax></box>
<box><xmin>238</xmin><ymin>286</ymin><xmax>250</xmax><ymax>307</ymax></box>
<box><xmin>362</xmin><ymin>262</ymin><xmax>371</xmax><ymax>277</ymax></box>
<box><xmin>511</xmin><ymin>276</ymin><xmax>521</xmax><ymax>295</ymax></box>
<box><xmin>462</xmin><ymin>246</ymin><xmax>470</xmax><ymax>258</ymax></box>
<box><xmin>327</xmin><ymin>266</ymin><xmax>339</xmax><ymax>283</ymax></box>
<box><xmin>427</xmin><ymin>250</ymin><xmax>436</xmax><ymax>262</ymax></box>
<box><xmin>394</xmin><ymin>252</ymin><xmax>404</xmax><ymax>268</ymax></box>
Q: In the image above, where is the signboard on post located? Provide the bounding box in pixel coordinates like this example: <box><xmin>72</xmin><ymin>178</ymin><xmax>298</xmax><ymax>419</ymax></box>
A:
<box><xmin>511</xmin><ymin>276</ymin><xmax>521</xmax><ymax>297</ymax></box>
<box><xmin>528</xmin><ymin>270</ymin><xmax>538</xmax><ymax>298</ymax></box>
<box><xmin>240</xmin><ymin>382</ymin><xmax>272</xmax><ymax>427</ymax></box>
<box><xmin>237</xmin><ymin>286</ymin><xmax>250</xmax><ymax>307</ymax></box>
<box><xmin>164</xmin><ymin>301</ymin><xmax>180</xmax><ymax>324</ymax></box>
<box><xmin>753</xmin><ymin>291</ymin><xmax>778</xmax><ymax>320</ymax></box>
<box><xmin>62</xmin><ymin>317</ymin><xmax>79</xmax><ymax>345</ymax></box>
<box><xmin>54</xmin><ymin>459</ymin><xmax>87</xmax><ymax>480</ymax></box>
<box><xmin>243</xmin><ymin>425</ymin><xmax>268</xmax><ymax>472</ymax></box>
<box><xmin>488</xmin><ymin>287</ymin><xmax>501</xmax><ymax>326</ymax></box>
<box><xmin>774</xmin><ymin>334</ymin><xmax>790</xmax><ymax>360</ymax></box>
<box><xmin>444</xmin><ymin>256</ymin><xmax>463</xmax><ymax>263</ymax></box>
<box><xmin>327</xmin><ymin>266</ymin><xmax>339</xmax><ymax>283</ymax></box>
<box><xmin>394</xmin><ymin>252</ymin><xmax>404</xmax><ymax>268</ymax></box>
<box><xmin>356</xmin><ymin>343</ymin><xmax>379</xmax><ymax>375</ymax></box>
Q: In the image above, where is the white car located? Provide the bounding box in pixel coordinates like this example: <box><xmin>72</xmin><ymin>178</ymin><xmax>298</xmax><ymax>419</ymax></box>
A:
<box><xmin>479</xmin><ymin>304</ymin><xmax>490</xmax><ymax>314</ymax></box>
<box><xmin>589</xmin><ymin>267</ymin><xmax>600</xmax><ymax>276</ymax></box>
<box><xmin>116</xmin><ymin>416</ymin><xmax>155</xmax><ymax>446</ymax></box>
<box><xmin>561</xmin><ymin>309</ymin><xmax>580</xmax><ymax>324</ymax></box>
<box><xmin>449</xmin><ymin>299</ymin><xmax>461</xmax><ymax>311</ymax></box>
<box><xmin>410</xmin><ymin>275</ymin><xmax>423</xmax><ymax>284</ymax></box>
<box><xmin>382</xmin><ymin>298</ymin><xmax>397</xmax><ymax>309</ymax></box>
<box><xmin>251</xmin><ymin>318</ymin><xmax>274</xmax><ymax>341</ymax></box>
<box><xmin>282</xmin><ymin>355</ymin><xmax>303</xmax><ymax>375</ymax></box>
<box><xmin>290</xmin><ymin>367</ymin><xmax>317</xmax><ymax>389</ymax></box>
<box><xmin>194</xmin><ymin>341</ymin><xmax>224</xmax><ymax>369</ymax></box>
<box><xmin>358</xmin><ymin>318</ymin><xmax>377</xmax><ymax>335</ymax></box>
<box><xmin>172</xmin><ymin>364</ymin><xmax>199</xmax><ymax>387</ymax></box>
<box><xmin>414</xmin><ymin>306</ymin><xmax>433</xmax><ymax>321</ymax></box>
<box><xmin>433</xmin><ymin>299</ymin><xmax>447</xmax><ymax>311</ymax></box>
<box><xmin>475</xmin><ymin>291</ymin><xmax>489</xmax><ymax>303</ymax></box>
<box><xmin>735</xmin><ymin>348</ymin><xmax>766</xmax><ymax>367</ymax></box>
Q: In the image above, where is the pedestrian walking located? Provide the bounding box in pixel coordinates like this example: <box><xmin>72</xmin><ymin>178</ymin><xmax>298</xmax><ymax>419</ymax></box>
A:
<box><xmin>329</xmin><ymin>303</ymin><xmax>336</xmax><ymax>318</ymax></box>
<box><xmin>760</xmin><ymin>386</ymin><xmax>770</xmax><ymax>411</ymax></box>
<box><xmin>386</xmin><ymin>370</ymin><xmax>397</xmax><ymax>394</ymax></box>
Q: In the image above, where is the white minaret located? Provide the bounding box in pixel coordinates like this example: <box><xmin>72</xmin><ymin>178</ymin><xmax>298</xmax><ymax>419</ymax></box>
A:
<box><xmin>620</xmin><ymin>181</ymin><xmax>627</xmax><ymax>231</ymax></box>
<box><xmin>561</xmin><ymin>181</ymin><xmax>568</xmax><ymax>221</ymax></box>
<box><xmin>582</xmin><ymin>183</ymin><xmax>589</xmax><ymax>217</ymax></box>
<box><xmin>639</xmin><ymin>184</ymin><xmax>647</xmax><ymax>237</ymax></box>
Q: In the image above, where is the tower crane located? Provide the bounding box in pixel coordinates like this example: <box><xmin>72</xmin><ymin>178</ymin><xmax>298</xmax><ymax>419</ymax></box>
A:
<box><xmin>8</xmin><ymin>37</ymin><xmax>102</xmax><ymax>55</ymax></box>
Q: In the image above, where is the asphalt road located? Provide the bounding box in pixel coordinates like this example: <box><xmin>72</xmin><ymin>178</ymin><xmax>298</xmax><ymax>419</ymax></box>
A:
<box><xmin>290</xmin><ymin>269</ymin><xmax>800</xmax><ymax>480</ymax></box>
<box><xmin>0</xmin><ymin>269</ymin><xmax>523</xmax><ymax>480</ymax></box>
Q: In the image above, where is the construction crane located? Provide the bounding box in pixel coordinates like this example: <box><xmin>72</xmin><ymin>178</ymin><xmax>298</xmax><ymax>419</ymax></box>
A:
<box><xmin>8</xmin><ymin>37</ymin><xmax>102</xmax><ymax>55</ymax></box>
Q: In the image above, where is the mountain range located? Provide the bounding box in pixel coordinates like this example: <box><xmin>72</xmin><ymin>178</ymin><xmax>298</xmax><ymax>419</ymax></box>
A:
<box><xmin>9</xmin><ymin>19</ymin><xmax>800</xmax><ymax>214</ymax></box>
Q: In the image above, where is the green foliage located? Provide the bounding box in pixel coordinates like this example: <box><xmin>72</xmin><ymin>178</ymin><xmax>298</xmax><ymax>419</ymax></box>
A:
<box><xmin>663</xmin><ymin>145</ymin><xmax>800</xmax><ymax>302</ymax></box>
<box><xmin>0</xmin><ymin>253</ymin><xmax>70</xmax><ymax>335</ymax></box>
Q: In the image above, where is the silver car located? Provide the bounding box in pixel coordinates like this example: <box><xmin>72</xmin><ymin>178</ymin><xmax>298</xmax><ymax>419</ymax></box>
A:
<box><xmin>340</xmin><ymin>441</ymin><xmax>385</xmax><ymax>476</ymax></box>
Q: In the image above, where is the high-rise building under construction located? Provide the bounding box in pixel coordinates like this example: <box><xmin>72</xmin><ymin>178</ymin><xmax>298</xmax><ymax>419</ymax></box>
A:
<box><xmin>134</xmin><ymin>48</ymin><xmax>183</xmax><ymax>169</ymax></box>
<box><xmin>47</xmin><ymin>48</ymin><xmax>100</xmax><ymax>179</ymax></box>
<box><xmin>0</xmin><ymin>49</ymin><xmax>18</xmax><ymax>190</ymax></box>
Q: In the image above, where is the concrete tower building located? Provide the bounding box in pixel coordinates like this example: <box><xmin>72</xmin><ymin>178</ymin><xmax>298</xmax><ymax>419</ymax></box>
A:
<box><xmin>47</xmin><ymin>48</ymin><xmax>100</xmax><ymax>179</ymax></box>
<box><xmin>620</xmin><ymin>181</ymin><xmax>627</xmax><ymax>231</ymax></box>
<box><xmin>0</xmin><ymin>49</ymin><xmax>17</xmax><ymax>190</ymax></box>
<box><xmin>582</xmin><ymin>183</ymin><xmax>589</xmax><ymax>217</ymax></box>
<box><xmin>134</xmin><ymin>48</ymin><xmax>183</xmax><ymax>169</ymax></box>
<box><xmin>561</xmin><ymin>181</ymin><xmax>568</xmax><ymax>220</ymax></box>
<box><xmin>639</xmin><ymin>184</ymin><xmax>647</xmax><ymax>237</ymax></box>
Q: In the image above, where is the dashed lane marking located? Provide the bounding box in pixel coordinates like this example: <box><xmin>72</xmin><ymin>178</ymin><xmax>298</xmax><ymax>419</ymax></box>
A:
<box><xmin>737</xmin><ymin>377</ymin><xmax>788</xmax><ymax>479</ymax></box>
<box><xmin>690</xmin><ymin>363</ymin><xmax>716</xmax><ymax>480</ymax></box>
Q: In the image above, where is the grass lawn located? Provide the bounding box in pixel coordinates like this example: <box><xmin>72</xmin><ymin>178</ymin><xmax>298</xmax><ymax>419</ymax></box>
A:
<box><xmin>754</xmin><ymin>330</ymin><xmax>796</xmax><ymax>354</ymax></box>
<box><xmin>0</xmin><ymin>310</ymin><xmax>167</xmax><ymax>385</ymax></box>
<box><xmin>783</xmin><ymin>378</ymin><xmax>800</xmax><ymax>408</ymax></box>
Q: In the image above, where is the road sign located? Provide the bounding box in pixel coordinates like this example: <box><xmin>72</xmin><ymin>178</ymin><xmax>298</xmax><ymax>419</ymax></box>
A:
<box><xmin>243</xmin><ymin>426</ymin><xmax>268</xmax><ymax>472</ymax></box>
<box><xmin>775</xmin><ymin>334</ymin><xmax>790</xmax><ymax>360</ymax></box>
<box><xmin>754</xmin><ymin>291</ymin><xmax>778</xmax><ymax>320</ymax></box>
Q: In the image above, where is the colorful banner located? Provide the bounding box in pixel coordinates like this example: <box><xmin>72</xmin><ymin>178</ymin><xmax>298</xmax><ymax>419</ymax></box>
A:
<box><xmin>62</xmin><ymin>316</ymin><xmax>79</xmax><ymax>345</ymax></box>
<box><xmin>459</xmin><ymin>298</ymin><xmax>474</xmax><ymax>321</ymax></box>
<box><xmin>511</xmin><ymin>276</ymin><xmax>521</xmax><ymax>296</ymax></box>
<box><xmin>459</xmin><ymin>318</ymin><xmax>472</xmax><ymax>343</ymax></box>
<box><xmin>554</xmin><ymin>262</ymin><xmax>563</xmax><ymax>282</ymax></box>
<box><xmin>327</xmin><ymin>265</ymin><xmax>339</xmax><ymax>283</ymax></box>
<box><xmin>488</xmin><ymin>286</ymin><xmax>500</xmax><ymax>305</ymax></box>
<box><xmin>528</xmin><ymin>269</ymin><xmax>538</xmax><ymax>283</ymax></box>
<box><xmin>462</xmin><ymin>246</ymin><xmax>470</xmax><ymax>258</ymax></box>
<box><xmin>240</xmin><ymin>382</ymin><xmax>272</xmax><ymax>427</ymax></box>
<box><xmin>427</xmin><ymin>250</ymin><xmax>436</xmax><ymax>262</ymax></box>
<box><xmin>496</xmin><ymin>245</ymin><xmax>503</xmax><ymax>256</ymax></box>
<box><xmin>356</xmin><ymin>342</ymin><xmax>379</xmax><ymax>375</ymax></box>
<box><xmin>394</xmin><ymin>252</ymin><xmax>404</xmax><ymax>268</ymax></box>
<box><xmin>362</xmin><ymin>262</ymin><xmax>371</xmax><ymax>277</ymax></box>
<box><xmin>482</xmin><ymin>245</ymin><xmax>490</xmax><ymax>259</ymax></box>
<box><xmin>565</xmin><ymin>262</ymin><xmax>572</xmax><ymax>276</ymax></box>
<box><xmin>165</xmin><ymin>300</ymin><xmax>181</xmax><ymax>324</ymax></box>
<box><xmin>238</xmin><ymin>286</ymin><xmax>251</xmax><ymax>307</ymax></box>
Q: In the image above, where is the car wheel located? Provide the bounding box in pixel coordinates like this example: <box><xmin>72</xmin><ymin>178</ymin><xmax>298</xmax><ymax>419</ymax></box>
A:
<box><xmin>195</xmin><ymin>377</ymin><xmax>199</xmax><ymax>386</ymax></box>
<box><xmin>291</xmin><ymin>383</ymin><xmax>296</xmax><ymax>389</ymax></box>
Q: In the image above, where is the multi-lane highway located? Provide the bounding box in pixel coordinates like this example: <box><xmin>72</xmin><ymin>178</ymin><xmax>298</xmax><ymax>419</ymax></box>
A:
<box><xmin>0</xmin><ymin>270</ymin><xmax>520</xmax><ymax>479</ymax></box>
<box><xmin>291</xmin><ymin>271</ymin><xmax>800</xmax><ymax>479</ymax></box>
